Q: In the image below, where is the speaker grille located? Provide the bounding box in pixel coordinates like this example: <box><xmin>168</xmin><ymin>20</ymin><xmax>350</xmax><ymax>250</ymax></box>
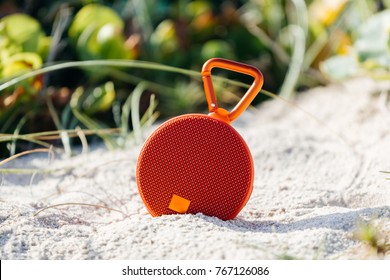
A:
<box><xmin>136</xmin><ymin>114</ymin><xmax>253</xmax><ymax>220</ymax></box>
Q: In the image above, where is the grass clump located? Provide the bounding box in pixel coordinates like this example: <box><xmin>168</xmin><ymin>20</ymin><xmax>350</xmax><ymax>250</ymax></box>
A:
<box><xmin>353</xmin><ymin>219</ymin><xmax>390</xmax><ymax>259</ymax></box>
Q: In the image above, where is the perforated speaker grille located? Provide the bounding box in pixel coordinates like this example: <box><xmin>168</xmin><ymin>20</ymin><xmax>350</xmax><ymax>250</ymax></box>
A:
<box><xmin>136</xmin><ymin>114</ymin><xmax>254</xmax><ymax>220</ymax></box>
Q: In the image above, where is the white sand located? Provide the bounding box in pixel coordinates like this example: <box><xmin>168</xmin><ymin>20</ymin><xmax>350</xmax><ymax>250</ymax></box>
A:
<box><xmin>1</xmin><ymin>78</ymin><xmax>389</xmax><ymax>259</ymax></box>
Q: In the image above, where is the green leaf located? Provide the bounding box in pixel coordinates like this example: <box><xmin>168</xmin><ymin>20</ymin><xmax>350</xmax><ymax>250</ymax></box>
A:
<box><xmin>354</xmin><ymin>10</ymin><xmax>390</xmax><ymax>69</ymax></box>
<box><xmin>70</xmin><ymin>5</ymin><xmax>128</xmax><ymax>60</ymax></box>
<box><xmin>201</xmin><ymin>40</ymin><xmax>235</xmax><ymax>61</ymax></box>
<box><xmin>96</xmin><ymin>24</ymin><xmax>130</xmax><ymax>59</ymax></box>
<box><xmin>150</xmin><ymin>19</ymin><xmax>179</xmax><ymax>57</ymax></box>
<box><xmin>37</xmin><ymin>36</ymin><xmax>52</xmax><ymax>60</ymax></box>
<box><xmin>2</xmin><ymin>52</ymin><xmax>42</xmax><ymax>78</ymax></box>
<box><xmin>68</xmin><ymin>4</ymin><xmax>124</xmax><ymax>42</ymax></box>
<box><xmin>320</xmin><ymin>55</ymin><xmax>360</xmax><ymax>81</ymax></box>
<box><xmin>82</xmin><ymin>81</ymin><xmax>116</xmax><ymax>115</ymax></box>
<box><xmin>384</xmin><ymin>0</ymin><xmax>390</xmax><ymax>9</ymax></box>
<box><xmin>0</xmin><ymin>14</ymin><xmax>44</xmax><ymax>53</ymax></box>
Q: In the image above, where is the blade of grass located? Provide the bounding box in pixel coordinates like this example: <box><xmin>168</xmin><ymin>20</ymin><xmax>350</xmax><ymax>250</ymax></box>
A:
<box><xmin>9</xmin><ymin>114</ymin><xmax>29</xmax><ymax>156</ymax></box>
<box><xmin>92</xmin><ymin>67</ymin><xmax>174</xmax><ymax>94</ymax></box>
<box><xmin>75</xmin><ymin>126</ymin><xmax>89</xmax><ymax>155</ymax></box>
<box><xmin>379</xmin><ymin>171</ymin><xmax>390</xmax><ymax>179</ymax></box>
<box><xmin>0</xmin><ymin>128</ymin><xmax>121</xmax><ymax>142</ymax></box>
<box><xmin>46</xmin><ymin>91</ymin><xmax>72</xmax><ymax>156</ymax></box>
<box><xmin>0</xmin><ymin>60</ymin><xmax>201</xmax><ymax>92</ymax></box>
<box><xmin>130</xmin><ymin>82</ymin><xmax>146</xmax><ymax>144</ymax></box>
<box><xmin>279</xmin><ymin>25</ymin><xmax>306</xmax><ymax>99</ymax></box>
<box><xmin>0</xmin><ymin>148</ymin><xmax>54</xmax><ymax>167</ymax></box>
<box><xmin>120</xmin><ymin>91</ymin><xmax>133</xmax><ymax>138</ymax></box>
<box><xmin>33</xmin><ymin>202</ymin><xmax>128</xmax><ymax>217</ymax></box>
<box><xmin>0</xmin><ymin>167</ymin><xmax>71</xmax><ymax>174</ymax></box>
<box><xmin>140</xmin><ymin>94</ymin><xmax>159</xmax><ymax>128</ymax></box>
<box><xmin>291</xmin><ymin>0</ymin><xmax>309</xmax><ymax>36</ymax></box>
<box><xmin>9</xmin><ymin>136</ymin><xmax>59</xmax><ymax>151</ymax></box>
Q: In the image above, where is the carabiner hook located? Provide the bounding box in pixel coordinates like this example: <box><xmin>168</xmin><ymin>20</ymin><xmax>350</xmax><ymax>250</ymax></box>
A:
<box><xmin>201</xmin><ymin>58</ymin><xmax>264</xmax><ymax>123</ymax></box>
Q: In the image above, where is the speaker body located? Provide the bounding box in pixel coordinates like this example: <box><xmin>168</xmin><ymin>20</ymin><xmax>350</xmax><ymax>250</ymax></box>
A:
<box><xmin>135</xmin><ymin>58</ymin><xmax>263</xmax><ymax>220</ymax></box>
<box><xmin>136</xmin><ymin>114</ymin><xmax>253</xmax><ymax>220</ymax></box>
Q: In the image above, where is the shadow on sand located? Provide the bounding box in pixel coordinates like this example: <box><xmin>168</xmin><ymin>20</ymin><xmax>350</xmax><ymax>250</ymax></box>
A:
<box><xmin>199</xmin><ymin>206</ymin><xmax>390</xmax><ymax>233</ymax></box>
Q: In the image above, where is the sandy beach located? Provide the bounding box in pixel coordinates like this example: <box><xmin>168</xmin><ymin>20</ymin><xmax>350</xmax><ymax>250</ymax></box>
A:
<box><xmin>1</xmin><ymin>78</ymin><xmax>389</xmax><ymax>259</ymax></box>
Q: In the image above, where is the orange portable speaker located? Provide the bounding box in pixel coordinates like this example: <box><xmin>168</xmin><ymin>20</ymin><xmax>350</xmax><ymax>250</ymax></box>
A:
<box><xmin>136</xmin><ymin>58</ymin><xmax>264</xmax><ymax>220</ymax></box>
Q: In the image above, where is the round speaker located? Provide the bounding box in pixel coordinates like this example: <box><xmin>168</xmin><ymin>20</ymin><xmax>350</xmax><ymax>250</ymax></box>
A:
<box><xmin>136</xmin><ymin>58</ymin><xmax>263</xmax><ymax>220</ymax></box>
<box><xmin>137</xmin><ymin>114</ymin><xmax>253</xmax><ymax>220</ymax></box>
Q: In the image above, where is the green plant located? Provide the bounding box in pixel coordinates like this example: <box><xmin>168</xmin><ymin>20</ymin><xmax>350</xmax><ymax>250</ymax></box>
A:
<box><xmin>68</xmin><ymin>4</ymin><xmax>134</xmax><ymax>60</ymax></box>
<box><xmin>0</xmin><ymin>13</ymin><xmax>51</xmax><ymax>135</ymax></box>
<box><xmin>1</xmin><ymin>0</ymin><xmax>389</xmax><ymax>157</ymax></box>
<box><xmin>353</xmin><ymin>219</ymin><xmax>390</xmax><ymax>258</ymax></box>
<box><xmin>0</xmin><ymin>59</ymin><xmax>263</xmax><ymax>157</ymax></box>
<box><xmin>321</xmin><ymin>9</ymin><xmax>390</xmax><ymax>81</ymax></box>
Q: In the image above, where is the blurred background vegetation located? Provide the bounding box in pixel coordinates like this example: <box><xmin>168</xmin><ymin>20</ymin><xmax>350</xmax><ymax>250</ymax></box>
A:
<box><xmin>1</xmin><ymin>0</ymin><xmax>390</xmax><ymax>156</ymax></box>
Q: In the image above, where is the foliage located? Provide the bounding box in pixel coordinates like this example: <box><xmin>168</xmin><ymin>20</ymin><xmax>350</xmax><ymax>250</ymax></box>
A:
<box><xmin>0</xmin><ymin>0</ymin><xmax>389</xmax><ymax>156</ymax></box>
<box><xmin>0</xmin><ymin>14</ymin><xmax>50</xmax><ymax>134</ymax></box>
<box><xmin>68</xmin><ymin>4</ymin><xmax>133</xmax><ymax>60</ymax></box>
<box><xmin>353</xmin><ymin>219</ymin><xmax>390</xmax><ymax>258</ymax></box>
<box><xmin>321</xmin><ymin>9</ymin><xmax>390</xmax><ymax>81</ymax></box>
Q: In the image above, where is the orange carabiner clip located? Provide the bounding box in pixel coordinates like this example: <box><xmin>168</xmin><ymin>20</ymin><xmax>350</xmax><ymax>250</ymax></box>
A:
<box><xmin>202</xmin><ymin>58</ymin><xmax>264</xmax><ymax>123</ymax></box>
